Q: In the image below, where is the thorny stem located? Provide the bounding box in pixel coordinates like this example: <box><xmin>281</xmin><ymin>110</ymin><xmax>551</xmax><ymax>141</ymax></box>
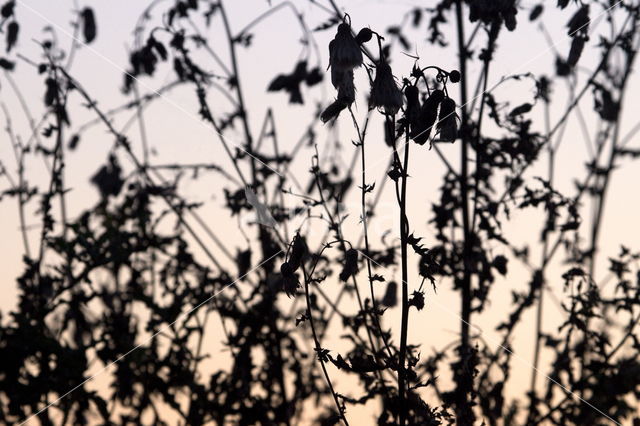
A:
<box><xmin>51</xmin><ymin>65</ymin><xmax>69</xmax><ymax>244</ymax></box>
<box><xmin>301</xmin><ymin>260</ymin><xmax>350</xmax><ymax>426</ymax></box>
<box><xmin>528</xmin><ymin>94</ymin><xmax>554</xmax><ymax>421</ymax></box>
<box><xmin>218</xmin><ymin>0</ymin><xmax>257</xmax><ymax>184</ymax></box>
<box><xmin>396</xmin><ymin>128</ymin><xmax>411</xmax><ymax>426</ymax></box>
<box><xmin>470</xmin><ymin>39</ymin><xmax>491</xmax><ymax>232</ymax></box>
<box><xmin>311</xmin><ymin>150</ymin><xmax>382</xmax><ymax>364</ymax></box>
<box><xmin>582</xmin><ymin>24</ymin><xmax>638</xmax><ymax>390</ymax></box>
<box><xmin>220</xmin><ymin>7</ymin><xmax>292</xmax><ymax>415</ymax></box>
<box><xmin>1</xmin><ymin>106</ymin><xmax>31</xmax><ymax>258</ymax></box>
<box><xmin>350</xmin><ymin>109</ymin><xmax>395</xmax><ymax>363</ymax></box>
<box><xmin>588</xmin><ymin>30</ymin><xmax>638</xmax><ymax>281</ymax></box>
<box><xmin>454</xmin><ymin>0</ymin><xmax>474</xmax><ymax>422</ymax></box>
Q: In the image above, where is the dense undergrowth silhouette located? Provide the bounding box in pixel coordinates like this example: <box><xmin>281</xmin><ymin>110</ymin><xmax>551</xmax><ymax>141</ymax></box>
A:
<box><xmin>1</xmin><ymin>0</ymin><xmax>640</xmax><ymax>424</ymax></box>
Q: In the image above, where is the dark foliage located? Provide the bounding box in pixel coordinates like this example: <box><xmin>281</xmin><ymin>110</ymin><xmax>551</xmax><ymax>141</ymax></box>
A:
<box><xmin>1</xmin><ymin>0</ymin><xmax>640</xmax><ymax>425</ymax></box>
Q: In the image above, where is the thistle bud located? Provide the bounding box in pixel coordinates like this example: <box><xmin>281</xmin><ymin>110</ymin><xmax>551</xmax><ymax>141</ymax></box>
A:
<box><xmin>329</xmin><ymin>23</ymin><xmax>363</xmax><ymax>71</ymax></box>
<box><xmin>356</xmin><ymin>27</ymin><xmax>373</xmax><ymax>44</ymax></box>
<box><xmin>437</xmin><ymin>97</ymin><xmax>458</xmax><ymax>142</ymax></box>
<box><xmin>411</xmin><ymin>89</ymin><xmax>444</xmax><ymax>145</ymax></box>
<box><xmin>449</xmin><ymin>69</ymin><xmax>461</xmax><ymax>83</ymax></box>
<box><xmin>369</xmin><ymin>61</ymin><xmax>403</xmax><ymax>115</ymax></box>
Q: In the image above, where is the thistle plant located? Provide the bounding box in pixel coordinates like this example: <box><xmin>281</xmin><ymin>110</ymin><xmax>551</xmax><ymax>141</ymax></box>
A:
<box><xmin>1</xmin><ymin>0</ymin><xmax>640</xmax><ymax>425</ymax></box>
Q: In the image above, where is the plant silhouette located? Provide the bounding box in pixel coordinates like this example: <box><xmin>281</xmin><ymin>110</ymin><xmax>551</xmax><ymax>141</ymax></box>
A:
<box><xmin>1</xmin><ymin>0</ymin><xmax>640</xmax><ymax>425</ymax></box>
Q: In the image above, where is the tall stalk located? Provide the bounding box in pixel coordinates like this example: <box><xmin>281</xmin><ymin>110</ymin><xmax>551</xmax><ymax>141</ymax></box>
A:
<box><xmin>396</xmin><ymin>125</ymin><xmax>411</xmax><ymax>426</ymax></box>
<box><xmin>454</xmin><ymin>0</ymin><xmax>474</xmax><ymax>421</ymax></box>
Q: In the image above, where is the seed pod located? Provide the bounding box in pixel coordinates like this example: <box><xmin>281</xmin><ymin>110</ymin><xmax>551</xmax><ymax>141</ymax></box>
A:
<box><xmin>81</xmin><ymin>8</ymin><xmax>97</xmax><ymax>44</ymax></box>
<box><xmin>6</xmin><ymin>20</ymin><xmax>18</xmax><ymax>52</ymax></box>
<box><xmin>369</xmin><ymin>61</ymin><xmax>403</xmax><ymax>115</ymax></box>
<box><xmin>381</xmin><ymin>281</ymin><xmax>398</xmax><ymax>308</ymax></box>
<box><xmin>236</xmin><ymin>249</ymin><xmax>252</xmax><ymax>278</ymax></box>
<box><xmin>567</xmin><ymin>36</ymin><xmax>585</xmax><ymax>67</ymax></box>
<box><xmin>411</xmin><ymin>89</ymin><xmax>444</xmax><ymax>145</ymax></box>
<box><xmin>339</xmin><ymin>248</ymin><xmax>359</xmax><ymax>282</ymax></box>
<box><xmin>437</xmin><ymin>97</ymin><xmax>458</xmax><ymax>142</ymax></box>
<box><xmin>567</xmin><ymin>5</ymin><xmax>590</xmax><ymax>36</ymax></box>
<box><xmin>529</xmin><ymin>4</ymin><xmax>543</xmax><ymax>21</ymax></box>
<box><xmin>503</xmin><ymin>7</ymin><xmax>517</xmax><ymax>31</ymax></box>
<box><xmin>329</xmin><ymin>23</ymin><xmax>363</xmax><ymax>71</ymax></box>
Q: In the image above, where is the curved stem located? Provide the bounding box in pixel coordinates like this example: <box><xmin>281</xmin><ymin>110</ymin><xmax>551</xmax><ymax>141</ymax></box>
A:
<box><xmin>395</xmin><ymin>118</ymin><xmax>411</xmax><ymax>426</ymax></box>
<box><xmin>301</xmin><ymin>261</ymin><xmax>350</xmax><ymax>426</ymax></box>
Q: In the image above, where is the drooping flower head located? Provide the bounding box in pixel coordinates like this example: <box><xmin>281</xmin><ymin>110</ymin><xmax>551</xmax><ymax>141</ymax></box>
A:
<box><xmin>369</xmin><ymin>61</ymin><xmax>403</xmax><ymax>115</ymax></box>
<box><xmin>437</xmin><ymin>97</ymin><xmax>458</xmax><ymax>142</ymax></box>
<box><xmin>411</xmin><ymin>89</ymin><xmax>444</xmax><ymax>145</ymax></box>
<box><xmin>404</xmin><ymin>85</ymin><xmax>420</xmax><ymax>125</ymax></box>
<box><xmin>329</xmin><ymin>23</ymin><xmax>363</xmax><ymax>72</ymax></box>
<box><xmin>321</xmin><ymin>68</ymin><xmax>356</xmax><ymax>123</ymax></box>
<box><xmin>331</xmin><ymin>68</ymin><xmax>356</xmax><ymax>104</ymax></box>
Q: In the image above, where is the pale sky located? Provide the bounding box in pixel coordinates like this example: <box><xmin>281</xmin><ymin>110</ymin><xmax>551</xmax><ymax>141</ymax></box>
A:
<box><xmin>1</xmin><ymin>1</ymin><xmax>639</xmax><ymax>424</ymax></box>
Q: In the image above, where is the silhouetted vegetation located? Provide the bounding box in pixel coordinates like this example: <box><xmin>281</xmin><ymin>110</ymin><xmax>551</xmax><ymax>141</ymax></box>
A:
<box><xmin>1</xmin><ymin>0</ymin><xmax>640</xmax><ymax>424</ymax></box>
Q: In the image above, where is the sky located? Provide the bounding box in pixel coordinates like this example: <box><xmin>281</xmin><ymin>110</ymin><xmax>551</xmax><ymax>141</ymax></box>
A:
<box><xmin>1</xmin><ymin>0</ymin><xmax>640</xmax><ymax>424</ymax></box>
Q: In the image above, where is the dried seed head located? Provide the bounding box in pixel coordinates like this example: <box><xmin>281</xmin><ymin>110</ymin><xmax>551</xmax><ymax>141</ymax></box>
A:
<box><xmin>280</xmin><ymin>261</ymin><xmax>293</xmax><ymax>277</ymax></box>
<box><xmin>281</xmin><ymin>271</ymin><xmax>300</xmax><ymax>297</ymax></box>
<box><xmin>369</xmin><ymin>61</ymin><xmax>403</xmax><ymax>115</ymax></box>
<box><xmin>329</xmin><ymin>23</ymin><xmax>363</xmax><ymax>71</ymax></box>
<box><xmin>331</xmin><ymin>68</ymin><xmax>356</xmax><ymax>104</ymax></box>
<box><xmin>321</xmin><ymin>68</ymin><xmax>355</xmax><ymax>123</ymax></box>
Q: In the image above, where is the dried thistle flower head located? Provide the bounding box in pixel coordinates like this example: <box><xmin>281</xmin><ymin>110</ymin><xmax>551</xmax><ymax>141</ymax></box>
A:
<box><xmin>329</xmin><ymin>23</ymin><xmax>363</xmax><ymax>71</ymax></box>
<box><xmin>331</xmin><ymin>68</ymin><xmax>356</xmax><ymax>104</ymax></box>
<box><xmin>321</xmin><ymin>68</ymin><xmax>356</xmax><ymax>123</ymax></box>
<box><xmin>369</xmin><ymin>61</ymin><xmax>403</xmax><ymax>115</ymax></box>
